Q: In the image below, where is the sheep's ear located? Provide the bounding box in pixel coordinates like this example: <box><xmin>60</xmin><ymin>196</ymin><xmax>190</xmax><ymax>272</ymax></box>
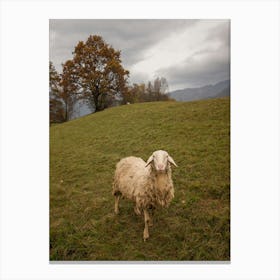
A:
<box><xmin>168</xmin><ymin>155</ymin><xmax>178</xmax><ymax>167</ymax></box>
<box><xmin>145</xmin><ymin>155</ymin><xmax>154</xmax><ymax>167</ymax></box>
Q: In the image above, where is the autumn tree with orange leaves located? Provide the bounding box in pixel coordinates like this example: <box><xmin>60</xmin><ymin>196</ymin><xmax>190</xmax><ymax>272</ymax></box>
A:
<box><xmin>70</xmin><ymin>35</ymin><xmax>129</xmax><ymax>112</ymax></box>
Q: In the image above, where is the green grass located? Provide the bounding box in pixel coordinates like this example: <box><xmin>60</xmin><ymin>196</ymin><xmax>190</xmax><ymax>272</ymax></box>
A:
<box><xmin>50</xmin><ymin>97</ymin><xmax>230</xmax><ymax>261</ymax></box>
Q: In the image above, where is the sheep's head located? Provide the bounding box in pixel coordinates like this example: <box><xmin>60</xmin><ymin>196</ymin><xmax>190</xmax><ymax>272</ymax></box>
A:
<box><xmin>145</xmin><ymin>150</ymin><xmax>177</xmax><ymax>173</ymax></box>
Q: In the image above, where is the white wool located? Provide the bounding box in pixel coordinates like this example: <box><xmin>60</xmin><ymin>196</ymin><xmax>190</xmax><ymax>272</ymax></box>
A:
<box><xmin>112</xmin><ymin>150</ymin><xmax>177</xmax><ymax>240</ymax></box>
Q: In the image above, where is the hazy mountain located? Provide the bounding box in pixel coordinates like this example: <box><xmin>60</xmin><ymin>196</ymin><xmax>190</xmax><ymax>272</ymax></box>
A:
<box><xmin>169</xmin><ymin>80</ymin><xmax>230</xmax><ymax>102</ymax></box>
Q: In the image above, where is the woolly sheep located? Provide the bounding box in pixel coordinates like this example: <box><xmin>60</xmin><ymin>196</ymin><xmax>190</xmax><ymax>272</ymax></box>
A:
<box><xmin>112</xmin><ymin>150</ymin><xmax>177</xmax><ymax>241</ymax></box>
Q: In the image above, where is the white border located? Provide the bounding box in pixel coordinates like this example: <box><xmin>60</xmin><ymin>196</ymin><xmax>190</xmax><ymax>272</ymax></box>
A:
<box><xmin>1</xmin><ymin>0</ymin><xmax>279</xmax><ymax>279</ymax></box>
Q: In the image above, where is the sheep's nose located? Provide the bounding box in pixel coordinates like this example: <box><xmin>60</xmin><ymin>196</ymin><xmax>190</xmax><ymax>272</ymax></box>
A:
<box><xmin>158</xmin><ymin>164</ymin><xmax>164</xmax><ymax>170</ymax></box>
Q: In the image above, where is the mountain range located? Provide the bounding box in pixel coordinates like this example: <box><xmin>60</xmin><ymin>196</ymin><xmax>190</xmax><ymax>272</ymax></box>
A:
<box><xmin>168</xmin><ymin>80</ymin><xmax>230</xmax><ymax>102</ymax></box>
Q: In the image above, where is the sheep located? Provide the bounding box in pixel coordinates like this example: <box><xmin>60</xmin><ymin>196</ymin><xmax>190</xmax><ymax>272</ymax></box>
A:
<box><xmin>112</xmin><ymin>150</ymin><xmax>177</xmax><ymax>241</ymax></box>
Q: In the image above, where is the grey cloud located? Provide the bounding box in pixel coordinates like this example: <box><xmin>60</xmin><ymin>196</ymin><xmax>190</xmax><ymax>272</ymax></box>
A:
<box><xmin>155</xmin><ymin>20</ymin><xmax>230</xmax><ymax>90</ymax></box>
<box><xmin>50</xmin><ymin>19</ymin><xmax>198</xmax><ymax>70</ymax></box>
<box><xmin>49</xmin><ymin>19</ymin><xmax>230</xmax><ymax>90</ymax></box>
<box><xmin>205</xmin><ymin>20</ymin><xmax>230</xmax><ymax>48</ymax></box>
<box><xmin>157</xmin><ymin>47</ymin><xmax>230</xmax><ymax>90</ymax></box>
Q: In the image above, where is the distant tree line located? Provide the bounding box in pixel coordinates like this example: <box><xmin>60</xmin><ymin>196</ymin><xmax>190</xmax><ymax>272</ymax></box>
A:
<box><xmin>122</xmin><ymin>77</ymin><xmax>170</xmax><ymax>104</ymax></box>
<box><xmin>49</xmin><ymin>35</ymin><xmax>171</xmax><ymax>123</ymax></box>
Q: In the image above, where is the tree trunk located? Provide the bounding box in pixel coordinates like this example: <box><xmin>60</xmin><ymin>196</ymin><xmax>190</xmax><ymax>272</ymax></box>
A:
<box><xmin>65</xmin><ymin>102</ymin><xmax>68</xmax><ymax>121</ymax></box>
<box><xmin>93</xmin><ymin>92</ymin><xmax>101</xmax><ymax>112</ymax></box>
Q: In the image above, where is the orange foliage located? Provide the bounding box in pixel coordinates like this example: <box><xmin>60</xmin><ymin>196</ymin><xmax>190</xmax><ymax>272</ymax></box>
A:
<box><xmin>71</xmin><ymin>35</ymin><xmax>129</xmax><ymax>111</ymax></box>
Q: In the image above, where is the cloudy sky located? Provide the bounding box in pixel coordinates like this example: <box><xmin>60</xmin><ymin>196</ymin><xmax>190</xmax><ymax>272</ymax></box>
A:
<box><xmin>49</xmin><ymin>19</ymin><xmax>230</xmax><ymax>91</ymax></box>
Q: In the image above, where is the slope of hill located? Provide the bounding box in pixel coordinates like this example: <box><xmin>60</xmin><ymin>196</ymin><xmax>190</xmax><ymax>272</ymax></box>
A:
<box><xmin>169</xmin><ymin>80</ymin><xmax>230</xmax><ymax>101</ymax></box>
<box><xmin>50</xmin><ymin>97</ymin><xmax>230</xmax><ymax>261</ymax></box>
<box><xmin>214</xmin><ymin>86</ymin><xmax>230</xmax><ymax>98</ymax></box>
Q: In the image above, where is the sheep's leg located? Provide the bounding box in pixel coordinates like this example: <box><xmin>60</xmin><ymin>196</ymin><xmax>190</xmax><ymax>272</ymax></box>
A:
<box><xmin>143</xmin><ymin>209</ymin><xmax>150</xmax><ymax>241</ymax></box>
<box><xmin>114</xmin><ymin>195</ymin><xmax>120</xmax><ymax>214</ymax></box>
<box><xmin>134</xmin><ymin>198</ymin><xmax>141</xmax><ymax>215</ymax></box>
<box><xmin>134</xmin><ymin>205</ymin><xmax>141</xmax><ymax>215</ymax></box>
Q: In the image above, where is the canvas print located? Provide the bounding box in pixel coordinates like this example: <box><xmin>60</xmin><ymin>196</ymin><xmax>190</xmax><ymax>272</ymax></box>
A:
<box><xmin>49</xmin><ymin>19</ymin><xmax>230</xmax><ymax>261</ymax></box>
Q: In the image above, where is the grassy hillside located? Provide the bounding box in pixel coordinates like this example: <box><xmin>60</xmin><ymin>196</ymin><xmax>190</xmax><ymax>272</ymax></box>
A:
<box><xmin>50</xmin><ymin>97</ymin><xmax>230</xmax><ymax>261</ymax></box>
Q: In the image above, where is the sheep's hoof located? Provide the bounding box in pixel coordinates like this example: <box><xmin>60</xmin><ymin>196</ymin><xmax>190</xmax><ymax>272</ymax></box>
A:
<box><xmin>143</xmin><ymin>231</ymin><xmax>149</xmax><ymax>241</ymax></box>
<box><xmin>114</xmin><ymin>208</ymin><xmax>119</xmax><ymax>215</ymax></box>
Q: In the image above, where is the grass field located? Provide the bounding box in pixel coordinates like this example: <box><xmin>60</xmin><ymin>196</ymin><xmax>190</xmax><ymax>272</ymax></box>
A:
<box><xmin>50</xmin><ymin>97</ymin><xmax>230</xmax><ymax>261</ymax></box>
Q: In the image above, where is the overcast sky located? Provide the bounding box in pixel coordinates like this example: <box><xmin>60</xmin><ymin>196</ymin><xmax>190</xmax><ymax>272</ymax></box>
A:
<box><xmin>49</xmin><ymin>19</ymin><xmax>230</xmax><ymax>91</ymax></box>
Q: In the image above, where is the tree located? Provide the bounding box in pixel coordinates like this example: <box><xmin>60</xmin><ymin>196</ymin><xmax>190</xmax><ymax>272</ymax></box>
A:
<box><xmin>146</xmin><ymin>81</ymin><xmax>154</xmax><ymax>101</ymax></box>
<box><xmin>49</xmin><ymin>61</ymin><xmax>60</xmax><ymax>94</ymax></box>
<box><xmin>123</xmin><ymin>77</ymin><xmax>170</xmax><ymax>104</ymax></box>
<box><xmin>49</xmin><ymin>61</ymin><xmax>78</xmax><ymax>123</ymax></box>
<box><xmin>71</xmin><ymin>35</ymin><xmax>129</xmax><ymax>112</ymax></box>
<box><xmin>49</xmin><ymin>62</ymin><xmax>64</xmax><ymax>123</ymax></box>
<box><xmin>60</xmin><ymin>60</ymin><xmax>78</xmax><ymax>121</ymax></box>
<box><xmin>153</xmin><ymin>77</ymin><xmax>169</xmax><ymax>101</ymax></box>
<box><xmin>122</xmin><ymin>83</ymin><xmax>147</xmax><ymax>104</ymax></box>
